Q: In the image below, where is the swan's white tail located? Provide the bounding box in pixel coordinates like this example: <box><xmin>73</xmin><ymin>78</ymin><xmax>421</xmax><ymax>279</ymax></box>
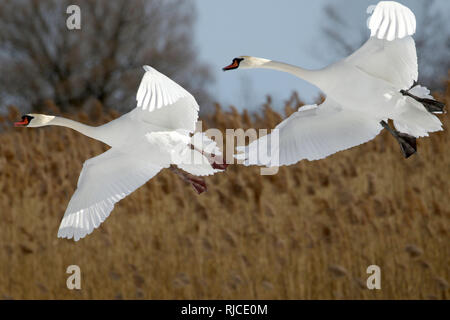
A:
<box><xmin>393</xmin><ymin>86</ymin><xmax>443</xmax><ymax>137</ymax></box>
<box><xmin>176</xmin><ymin>132</ymin><xmax>224</xmax><ymax>176</ymax></box>
<box><xmin>191</xmin><ymin>132</ymin><xmax>222</xmax><ymax>156</ymax></box>
<box><xmin>408</xmin><ymin>85</ymin><xmax>433</xmax><ymax>99</ymax></box>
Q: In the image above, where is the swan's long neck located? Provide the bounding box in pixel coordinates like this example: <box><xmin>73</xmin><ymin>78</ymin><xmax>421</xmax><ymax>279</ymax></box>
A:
<box><xmin>248</xmin><ymin>58</ymin><xmax>323</xmax><ymax>88</ymax></box>
<box><xmin>49</xmin><ymin>116</ymin><xmax>105</xmax><ymax>142</ymax></box>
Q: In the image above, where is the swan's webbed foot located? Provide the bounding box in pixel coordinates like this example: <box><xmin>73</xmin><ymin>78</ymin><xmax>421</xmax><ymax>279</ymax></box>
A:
<box><xmin>211</xmin><ymin>162</ymin><xmax>229</xmax><ymax>170</ymax></box>
<box><xmin>209</xmin><ymin>154</ymin><xmax>229</xmax><ymax>171</ymax></box>
<box><xmin>187</xmin><ymin>176</ymin><xmax>208</xmax><ymax>194</ymax></box>
<box><xmin>400</xmin><ymin>89</ymin><xmax>446</xmax><ymax>114</ymax></box>
<box><xmin>396</xmin><ymin>132</ymin><xmax>417</xmax><ymax>158</ymax></box>
<box><xmin>380</xmin><ymin>120</ymin><xmax>417</xmax><ymax>159</ymax></box>
<box><xmin>169</xmin><ymin>166</ymin><xmax>207</xmax><ymax>194</ymax></box>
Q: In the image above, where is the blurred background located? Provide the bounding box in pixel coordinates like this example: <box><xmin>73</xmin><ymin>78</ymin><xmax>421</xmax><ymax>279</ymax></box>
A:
<box><xmin>1</xmin><ymin>0</ymin><xmax>449</xmax><ymax>113</ymax></box>
<box><xmin>0</xmin><ymin>0</ymin><xmax>448</xmax><ymax>299</ymax></box>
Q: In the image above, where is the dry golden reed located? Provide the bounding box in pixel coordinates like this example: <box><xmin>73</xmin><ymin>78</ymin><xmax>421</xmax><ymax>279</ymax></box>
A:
<box><xmin>0</xmin><ymin>83</ymin><xmax>449</xmax><ymax>299</ymax></box>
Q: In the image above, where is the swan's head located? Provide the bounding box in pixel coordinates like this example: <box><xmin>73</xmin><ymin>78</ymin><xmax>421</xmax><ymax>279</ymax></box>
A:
<box><xmin>14</xmin><ymin>114</ymin><xmax>55</xmax><ymax>127</ymax></box>
<box><xmin>222</xmin><ymin>56</ymin><xmax>270</xmax><ymax>71</ymax></box>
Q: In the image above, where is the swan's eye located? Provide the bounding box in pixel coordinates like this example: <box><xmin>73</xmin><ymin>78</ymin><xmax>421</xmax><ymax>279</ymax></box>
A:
<box><xmin>223</xmin><ymin>58</ymin><xmax>244</xmax><ymax>71</ymax></box>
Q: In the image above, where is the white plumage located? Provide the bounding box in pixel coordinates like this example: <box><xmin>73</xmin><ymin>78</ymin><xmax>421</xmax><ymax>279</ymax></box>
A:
<box><xmin>136</xmin><ymin>65</ymin><xmax>197</xmax><ymax>113</ymax></box>
<box><xmin>346</xmin><ymin>36</ymin><xmax>418</xmax><ymax>90</ymax></box>
<box><xmin>58</xmin><ymin>149</ymin><xmax>163</xmax><ymax>241</ymax></box>
<box><xmin>367</xmin><ymin>1</ymin><xmax>416</xmax><ymax>41</ymax></box>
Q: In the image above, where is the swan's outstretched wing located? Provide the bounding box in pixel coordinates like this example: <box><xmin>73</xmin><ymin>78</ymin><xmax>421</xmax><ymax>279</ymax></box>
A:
<box><xmin>345</xmin><ymin>36</ymin><xmax>417</xmax><ymax>90</ymax></box>
<box><xmin>134</xmin><ymin>66</ymin><xmax>199</xmax><ymax>132</ymax></box>
<box><xmin>367</xmin><ymin>1</ymin><xmax>416</xmax><ymax>41</ymax></box>
<box><xmin>235</xmin><ymin>99</ymin><xmax>383</xmax><ymax>167</ymax></box>
<box><xmin>58</xmin><ymin>148</ymin><xmax>163</xmax><ymax>241</ymax></box>
<box><xmin>345</xmin><ymin>2</ymin><xmax>418</xmax><ymax>89</ymax></box>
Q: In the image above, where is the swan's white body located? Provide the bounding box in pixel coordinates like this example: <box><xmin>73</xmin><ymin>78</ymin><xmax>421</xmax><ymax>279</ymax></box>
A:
<box><xmin>231</xmin><ymin>1</ymin><xmax>443</xmax><ymax>167</ymax></box>
<box><xmin>22</xmin><ymin>66</ymin><xmax>221</xmax><ymax>241</ymax></box>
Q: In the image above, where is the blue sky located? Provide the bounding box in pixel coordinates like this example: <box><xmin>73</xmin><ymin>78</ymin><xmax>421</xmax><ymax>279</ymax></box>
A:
<box><xmin>195</xmin><ymin>0</ymin><xmax>448</xmax><ymax>111</ymax></box>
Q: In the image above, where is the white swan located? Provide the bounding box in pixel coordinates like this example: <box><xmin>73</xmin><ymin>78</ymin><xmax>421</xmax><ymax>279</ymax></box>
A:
<box><xmin>224</xmin><ymin>1</ymin><xmax>445</xmax><ymax>167</ymax></box>
<box><xmin>15</xmin><ymin>65</ymin><xmax>225</xmax><ymax>241</ymax></box>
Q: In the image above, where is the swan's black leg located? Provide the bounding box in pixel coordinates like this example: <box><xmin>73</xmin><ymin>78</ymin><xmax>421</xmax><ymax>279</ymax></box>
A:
<box><xmin>400</xmin><ymin>89</ymin><xmax>446</xmax><ymax>114</ymax></box>
<box><xmin>169</xmin><ymin>166</ymin><xmax>207</xmax><ymax>194</ymax></box>
<box><xmin>380</xmin><ymin>120</ymin><xmax>417</xmax><ymax>158</ymax></box>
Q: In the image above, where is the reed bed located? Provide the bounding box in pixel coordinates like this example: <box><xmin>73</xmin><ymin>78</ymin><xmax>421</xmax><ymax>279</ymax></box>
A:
<box><xmin>0</xmin><ymin>84</ymin><xmax>448</xmax><ymax>299</ymax></box>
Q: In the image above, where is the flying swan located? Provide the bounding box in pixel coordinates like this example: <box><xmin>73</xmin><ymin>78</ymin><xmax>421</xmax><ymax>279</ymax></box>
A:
<box><xmin>224</xmin><ymin>1</ymin><xmax>445</xmax><ymax>167</ymax></box>
<box><xmin>14</xmin><ymin>66</ymin><xmax>226</xmax><ymax>241</ymax></box>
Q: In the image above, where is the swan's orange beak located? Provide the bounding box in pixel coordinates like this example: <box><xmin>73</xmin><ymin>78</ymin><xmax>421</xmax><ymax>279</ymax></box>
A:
<box><xmin>223</xmin><ymin>60</ymin><xmax>240</xmax><ymax>71</ymax></box>
<box><xmin>14</xmin><ymin>115</ymin><xmax>30</xmax><ymax>127</ymax></box>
